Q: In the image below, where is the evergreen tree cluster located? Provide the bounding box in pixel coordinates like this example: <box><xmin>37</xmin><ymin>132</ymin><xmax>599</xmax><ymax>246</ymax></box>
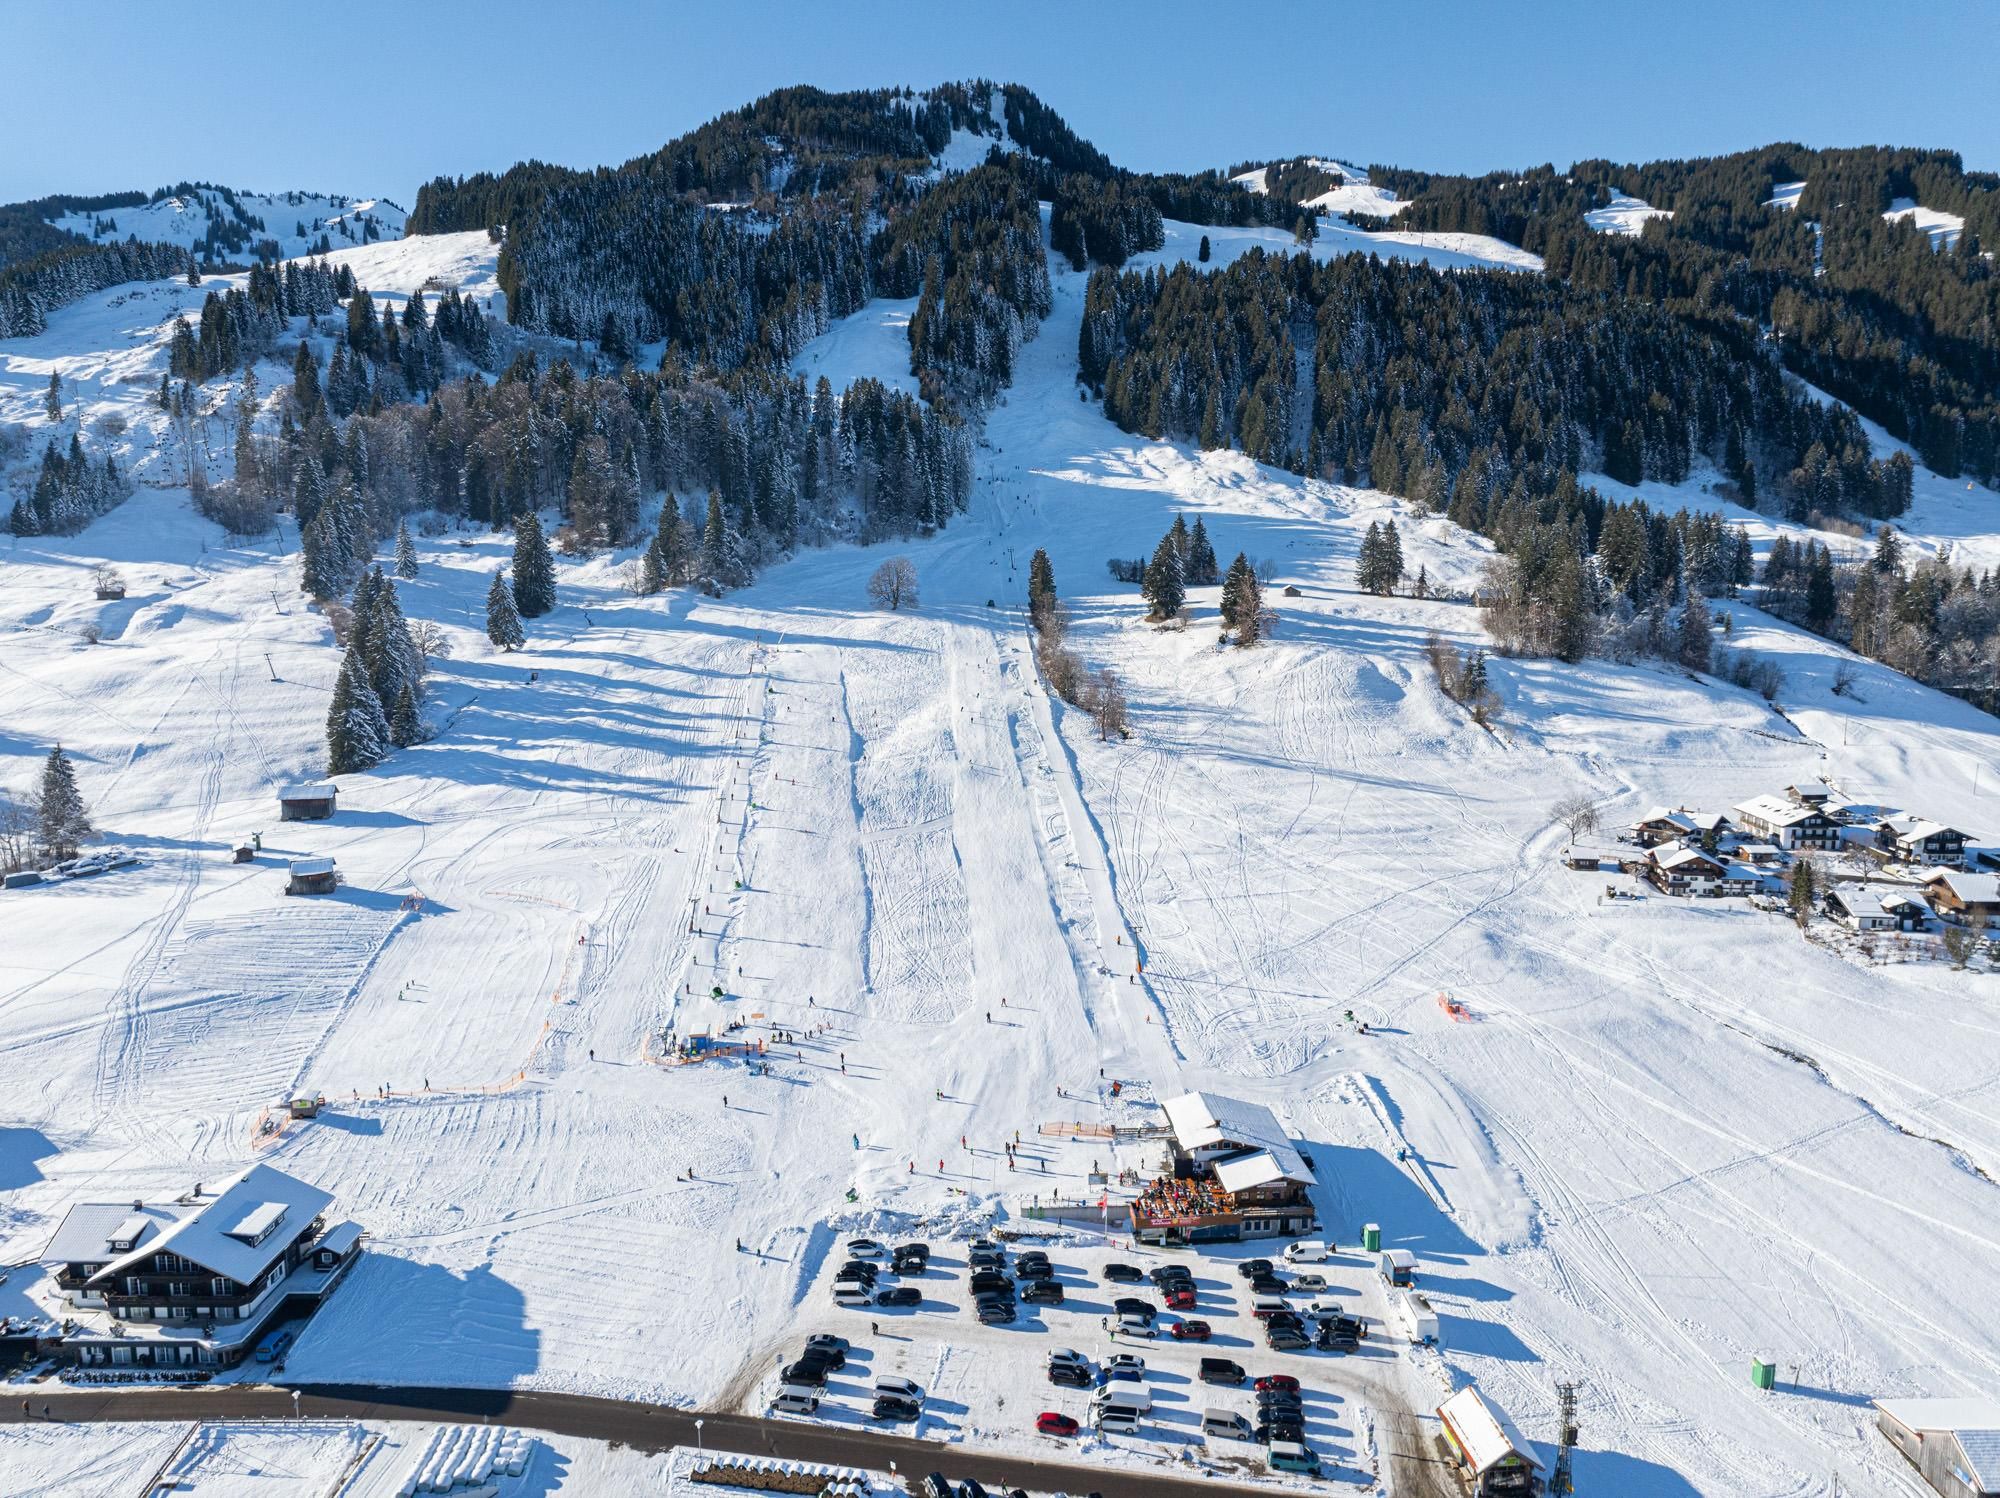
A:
<box><xmin>1080</xmin><ymin>248</ymin><xmax>1880</xmax><ymax>523</ymax></box>
<box><xmin>0</xmin><ymin>237</ymin><xmax>194</xmax><ymax>337</ymax></box>
<box><xmin>1132</xmin><ymin>512</ymin><xmax>1218</xmax><ymax>619</ymax></box>
<box><xmin>8</xmin><ymin>433</ymin><xmax>129</xmax><ymax>536</ymax></box>
<box><xmin>1050</xmin><ymin>173</ymin><xmax>1164</xmax><ymax>271</ymax></box>
<box><xmin>1356</xmin><ymin>520</ymin><xmax>1405</xmax><ymax>594</ymax></box>
<box><xmin>166</xmin><ymin>256</ymin><xmax>347</xmax><ymax>382</ymax></box>
<box><xmin>1370</xmin><ymin>144</ymin><xmax>2000</xmax><ymax>484</ymax></box>
<box><xmin>326</xmin><ymin>568</ymin><xmax>427</xmax><ymax>772</ymax></box>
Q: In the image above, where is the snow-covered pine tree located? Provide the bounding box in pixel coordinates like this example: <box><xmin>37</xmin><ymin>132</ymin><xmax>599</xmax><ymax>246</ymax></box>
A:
<box><xmin>640</xmin><ymin>499</ymin><xmax>689</xmax><ymax>594</ymax></box>
<box><xmin>1185</xmin><ymin>516</ymin><xmax>1218</xmax><ymax>586</ymax></box>
<box><xmin>299</xmin><ymin>498</ymin><xmax>347</xmax><ymax>598</ymax></box>
<box><xmin>390</xmin><ymin>682</ymin><xmax>422</xmax><ymax>748</ymax></box>
<box><xmin>486</xmin><ymin>570</ymin><xmax>525</xmax><ymax>650</ymax></box>
<box><xmin>326</xmin><ymin>644</ymin><xmax>390</xmax><ymax>774</ymax></box>
<box><xmin>36</xmin><ymin>745</ymin><xmax>90</xmax><ymax>861</ymax></box>
<box><xmin>44</xmin><ymin>371</ymin><xmax>62</xmax><ymax>423</ymax></box>
<box><xmin>1141</xmin><ymin>532</ymin><xmax>1185</xmax><ymax>620</ymax></box>
<box><xmin>395</xmin><ymin>521</ymin><xmax>419</xmax><ymax>580</ymax></box>
<box><xmin>1219</xmin><ymin>552</ymin><xmax>1251</xmax><ymax>626</ymax></box>
<box><xmin>511</xmin><ymin>513</ymin><xmax>556</xmax><ymax>617</ymax></box>
<box><xmin>1677</xmin><ymin>586</ymin><xmax>1713</xmax><ymax>672</ymax></box>
<box><xmin>1028</xmin><ymin>548</ymin><xmax>1057</xmax><ymax>631</ymax></box>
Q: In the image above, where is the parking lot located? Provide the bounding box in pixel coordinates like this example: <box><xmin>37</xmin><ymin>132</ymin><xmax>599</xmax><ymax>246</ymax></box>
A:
<box><xmin>746</xmin><ymin>1230</ymin><xmax>1427</xmax><ymax>1487</ymax></box>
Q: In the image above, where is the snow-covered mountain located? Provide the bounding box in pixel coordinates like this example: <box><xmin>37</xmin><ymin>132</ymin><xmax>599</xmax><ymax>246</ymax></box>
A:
<box><xmin>48</xmin><ymin>185</ymin><xmax>406</xmax><ymax>262</ymax></box>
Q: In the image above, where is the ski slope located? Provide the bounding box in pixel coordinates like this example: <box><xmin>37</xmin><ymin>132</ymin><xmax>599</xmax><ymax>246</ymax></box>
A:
<box><xmin>3</xmin><ymin>212</ymin><xmax>1999</xmax><ymax>1498</ymax></box>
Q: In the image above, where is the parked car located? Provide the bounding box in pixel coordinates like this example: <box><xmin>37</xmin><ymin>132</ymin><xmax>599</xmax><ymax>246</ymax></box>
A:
<box><xmin>1113</xmin><ymin>1315</ymin><xmax>1158</xmax><ymax>1339</ymax></box>
<box><xmin>1268</xmin><ymin>1440</ymin><xmax>1321</xmax><ymax>1476</ymax></box>
<box><xmin>1036</xmin><ymin>1411</ymin><xmax>1081</xmax><ymax>1437</ymax></box>
<box><xmin>876</xmin><ymin>1286</ymin><xmax>923</xmax><ymax>1307</ymax></box>
<box><xmin>1102</xmin><ymin>1262</ymin><xmax>1144</xmax><ymax>1283</ymax></box>
<box><xmin>1199</xmin><ymin>1357</ymin><xmax>1246</xmax><ymax>1384</ymax></box>
<box><xmin>1170</xmin><ymin>1319</ymin><xmax>1212</xmax><ymax>1341</ymax></box>
<box><xmin>873</xmin><ymin>1394</ymin><xmax>921</xmax><ymax>1422</ymax></box>
<box><xmin>970</xmin><ymin>1248</ymin><xmax>1006</xmax><ymax>1270</ymax></box>
<box><xmin>1266</xmin><ymin>1326</ymin><xmax>1310</xmax><ymax>1351</ymax></box>
<box><xmin>1258</xmin><ymin>1390</ymin><xmax>1304</xmax><ymax>1414</ymax></box>
<box><xmin>977</xmin><ymin>1302</ymin><xmax>1015</xmax><ymax>1325</ymax></box>
<box><xmin>1317</xmin><ymin>1315</ymin><xmax>1362</xmax><ymax>1352</ymax></box>
<box><xmin>893</xmin><ymin>1245</ymin><xmax>931</xmax><ymax>1272</ymax></box>
<box><xmin>1164</xmin><ymin>1287</ymin><xmax>1197</xmax><ymax>1311</ymax></box>
<box><xmin>1204</xmin><ymin>1409</ymin><xmax>1255</xmax><ymax>1440</ymax></box>
<box><xmin>837</xmin><ymin>1261</ymin><xmax>881</xmax><ymax>1282</ymax></box>
<box><xmin>1285</xmin><ymin>1240</ymin><xmax>1330</xmax><ymax>1263</ymax></box>
<box><xmin>1255</xmin><ymin>1419</ymin><xmax>1306</xmax><ymax>1445</ymax></box>
<box><xmin>804</xmin><ymin>1334</ymin><xmax>849</xmax><ymax>1358</ymax></box>
<box><xmin>1105</xmin><ymin>1354</ymin><xmax>1146</xmax><ymax>1380</ymax></box>
<box><xmin>1112</xmin><ymin>1297</ymin><xmax>1157</xmax><ymax>1321</ymax></box>
<box><xmin>1047</xmin><ymin>1347</ymin><xmax>1089</xmax><ymax>1369</ymax></box>
<box><xmin>1016</xmin><ymin>1251</ymin><xmax>1051</xmax><ymax>1272</ymax></box>
<box><xmin>1289</xmin><ymin>1273</ymin><xmax>1327</xmax><ymax>1293</ymax></box>
<box><xmin>970</xmin><ymin>1271</ymin><xmax>1012</xmax><ymax>1294</ymax></box>
<box><xmin>875</xmin><ymin>1375</ymin><xmax>923</xmax><ymax>1400</ymax></box>
<box><xmin>1022</xmin><ymin>1278</ymin><xmax>1064</xmax><ymax>1305</ymax></box>
<box><xmin>922</xmin><ymin>1475</ymin><xmax>953</xmax><ymax>1498</ymax></box>
<box><xmin>256</xmin><ymin>1330</ymin><xmax>295</xmax><ymax>1363</ymax></box>
<box><xmin>834</xmin><ymin>1285</ymin><xmax>873</xmax><ymax>1307</ymax></box>
<box><xmin>781</xmin><ymin>1361</ymin><xmax>829</xmax><ymax>1386</ymax></box>
<box><xmin>1149</xmin><ymin>1265</ymin><xmax>1193</xmax><ymax>1286</ymax></box>
<box><xmin>1250</xmin><ymin>1273</ymin><xmax>1289</xmax><ymax>1296</ymax></box>
<box><xmin>1048</xmin><ymin>1362</ymin><xmax>1094</xmax><ymax>1388</ymax></box>
<box><xmin>958</xmin><ymin>1481</ymin><xmax>990</xmax><ymax>1498</ymax></box>
<box><xmin>1254</xmin><ymin>1375</ymin><xmax>1300</xmax><ymax>1393</ymax></box>
<box><xmin>968</xmin><ymin>1237</ymin><xmax>999</xmax><ymax>1254</ymax></box>
<box><xmin>1252</xmin><ymin>1297</ymin><xmax>1293</xmax><ymax>1319</ymax></box>
<box><xmin>1306</xmin><ymin>1296</ymin><xmax>1345</xmax><ymax>1319</ymax></box>
<box><xmin>1236</xmin><ymin>1259</ymin><xmax>1275</xmax><ymax>1279</ymax></box>
<box><xmin>847</xmin><ymin>1238</ymin><xmax>887</xmax><ymax>1259</ymax></box>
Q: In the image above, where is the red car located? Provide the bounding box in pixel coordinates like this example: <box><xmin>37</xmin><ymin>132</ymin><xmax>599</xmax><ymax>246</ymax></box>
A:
<box><xmin>1164</xmin><ymin>1287</ymin><xmax>1197</xmax><ymax>1310</ymax></box>
<box><xmin>1036</xmin><ymin>1411</ymin><xmax>1080</xmax><ymax>1437</ymax></box>
<box><xmin>1170</xmin><ymin>1319</ymin><xmax>1212</xmax><ymax>1342</ymax></box>
<box><xmin>1254</xmin><ymin>1374</ymin><xmax>1300</xmax><ymax>1393</ymax></box>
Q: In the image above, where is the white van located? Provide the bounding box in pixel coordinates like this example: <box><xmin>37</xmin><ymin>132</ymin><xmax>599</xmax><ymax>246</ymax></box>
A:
<box><xmin>1092</xmin><ymin>1385</ymin><xmax>1153</xmax><ymax>1415</ymax></box>
<box><xmin>1251</xmin><ymin>1295</ymin><xmax>1292</xmax><ymax>1319</ymax></box>
<box><xmin>1095</xmin><ymin>1406</ymin><xmax>1141</xmax><ymax>1434</ymax></box>
<box><xmin>1377</xmin><ymin>1248</ymin><xmax>1417</xmax><ymax>1288</ymax></box>
<box><xmin>772</xmin><ymin>1387</ymin><xmax>821</xmax><ymax>1415</ymax></box>
<box><xmin>1285</xmin><ymin>1240</ymin><xmax>1329</xmax><ymax>1263</ymax></box>
<box><xmin>833</xmin><ymin>1284</ymin><xmax>872</xmax><ymax>1307</ymax></box>
<box><xmin>875</xmin><ymin>1374</ymin><xmax>924</xmax><ymax>1400</ymax></box>
<box><xmin>1202</xmin><ymin>1408</ymin><xmax>1253</xmax><ymax>1440</ymax></box>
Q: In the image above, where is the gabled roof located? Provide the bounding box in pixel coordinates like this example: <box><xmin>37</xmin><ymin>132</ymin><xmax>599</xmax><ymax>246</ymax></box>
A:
<box><xmin>1734</xmin><ymin>794</ymin><xmax>1823</xmax><ymax>827</ymax></box>
<box><xmin>1439</xmin><ymin>1387</ymin><xmax>1545</xmax><ymax>1477</ymax></box>
<box><xmin>1959</xmin><ymin>1429</ymin><xmax>2000</xmax><ymax>1491</ymax></box>
<box><xmin>1923</xmin><ymin>870</ymin><xmax>2000</xmax><ymax>904</ymax></box>
<box><xmin>1212</xmin><ymin>1150</ymin><xmax>1304</xmax><ymax>1194</ymax></box>
<box><xmin>41</xmin><ymin>1200</ymin><xmax>197</xmax><ymax>1265</ymax></box>
<box><xmin>1160</xmin><ymin>1092</ymin><xmax>1315</xmax><ymax>1186</ymax></box>
<box><xmin>83</xmin><ymin>1163</ymin><xmax>332</xmax><ymax>1287</ymax></box>
<box><xmin>1876</xmin><ymin>1396</ymin><xmax>2000</xmax><ymax>1432</ymax></box>
<box><xmin>1634</xmin><ymin>807</ymin><xmax>1695</xmax><ymax>830</ymax></box>
<box><xmin>1879</xmin><ymin>815</ymin><xmax>1967</xmax><ymax>844</ymax></box>
<box><xmin>279</xmin><ymin>781</ymin><xmax>338</xmax><ymax>801</ymax></box>
<box><xmin>288</xmin><ymin>856</ymin><xmax>336</xmax><ymax>876</ymax></box>
<box><xmin>1653</xmin><ymin>846</ymin><xmax>1724</xmax><ymax>872</ymax></box>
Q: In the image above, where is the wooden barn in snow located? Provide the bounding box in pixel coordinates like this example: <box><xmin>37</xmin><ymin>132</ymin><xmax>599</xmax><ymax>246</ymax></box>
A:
<box><xmin>278</xmin><ymin>783</ymin><xmax>338</xmax><ymax>822</ymax></box>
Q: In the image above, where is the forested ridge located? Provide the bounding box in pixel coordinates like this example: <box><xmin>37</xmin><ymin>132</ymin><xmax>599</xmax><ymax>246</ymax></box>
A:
<box><xmin>1364</xmin><ymin>144</ymin><xmax>2000</xmax><ymax>483</ymax></box>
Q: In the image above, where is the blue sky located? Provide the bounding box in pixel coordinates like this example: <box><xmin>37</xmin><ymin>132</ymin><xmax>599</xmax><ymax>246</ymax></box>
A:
<box><xmin>6</xmin><ymin>0</ymin><xmax>1997</xmax><ymax>205</ymax></box>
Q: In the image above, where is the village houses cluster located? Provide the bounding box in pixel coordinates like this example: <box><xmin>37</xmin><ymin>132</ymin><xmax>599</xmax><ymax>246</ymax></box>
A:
<box><xmin>1591</xmin><ymin>779</ymin><xmax>1998</xmax><ymax>935</ymax></box>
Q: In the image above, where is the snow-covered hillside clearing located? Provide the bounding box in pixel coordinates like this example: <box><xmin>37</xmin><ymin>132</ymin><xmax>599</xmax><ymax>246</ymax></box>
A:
<box><xmin>48</xmin><ymin>187</ymin><xmax>407</xmax><ymax>261</ymax></box>
<box><xmin>1583</xmin><ymin>192</ymin><xmax>1672</xmax><ymax>235</ymax></box>
<box><xmin>1</xmin><ymin>206</ymin><xmax>1998</xmax><ymax>1498</ymax></box>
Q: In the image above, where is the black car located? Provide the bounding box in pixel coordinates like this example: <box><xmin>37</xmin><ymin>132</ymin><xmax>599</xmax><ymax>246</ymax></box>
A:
<box><xmin>873</xmin><ymin>1394</ymin><xmax>922</xmax><ymax>1422</ymax></box>
<box><xmin>1236</xmin><ymin>1259</ymin><xmax>1275</xmax><ymax>1279</ymax></box>
<box><xmin>876</xmin><ymin>1286</ymin><xmax>923</xmax><ymax>1307</ymax></box>
<box><xmin>894</xmin><ymin>1242</ymin><xmax>931</xmax><ymax>1266</ymax></box>
<box><xmin>1250</xmin><ymin>1274</ymin><xmax>1289</xmax><ymax>1296</ymax></box>
<box><xmin>1021</xmin><ymin>1278</ymin><xmax>1064</xmax><ymax>1305</ymax></box>
<box><xmin>1149</xmin><ymin>1265</ymin><xmax>1192</xmax><ymax>1285</ymax></box>
<box><xmin>803</xmin><ymin>1334</ymin><xmax>848</xmax><ymax>1363</ymax></box>
<box><xmin>1102</xmin><ymin>1262</ymin><xmax>1144</xmax><ymax>1283</ymax></box>
<box><xmin>1016</xmin><ymin>1249</ymin><xmax>1051</xmax><ymax>1268</ymax></box>
<box><xmin>923</xmin><ymin>1476</ymin><xmax>953</xmax><ymax>1498</ymax></box>
<box><xmin>1317</xmin><ymin>1315</ymin><xmax>1362</xmax><ymax>1351</ymax></box>
<box><xmin>837</xmin><ymin>1262</ymin><xmax>881</xmax><ymax>1283</ymax></box>
<box><xmin>959</xmin><ymin>1482</ymin><xmax>989</xmax><ymax>1498</ymax></box>
<box><xmin>1199</xmin><ymin>1357</ymin><xmax>1245</xmax><ymax>1384</ymax></box>
<box><xmin>969</xmin><ymin>1248</ymin><xmax>1006</xmax><ymax>1270</ymax></box>
<box><xmin>1263</xmin><ymin>1312</ymin><xmax>1306</xmax><ymax>1331</ymax></box>
<box><xmin>782</xmin><ymin>1360</ymin><xmax>829</xmax><ymax>1385</ymax></box>
<box><xmin>1049</xmin><ymin>1362</ymin><xmax>1094</xmax><ymax>1388</ymax></box>
<box><xmin>1255</xmin><ymin>1420</ymin><xmax>1306</xmax><ymax>1445</ymax></box>
<box><xmin>969</xmin><ymin>1270</ymin><xmax>1012</xmax><ymax>1294</ymax></box>
<box><xmin>1258</xmin><ymin>1391</ymin><xmax>1305</xmax><ymax>1413</ymax></box>
<box><xmin>1112</xmin><ymin>1297</ymin><xmax>1157</xmax><ymax>1321</ymax></box>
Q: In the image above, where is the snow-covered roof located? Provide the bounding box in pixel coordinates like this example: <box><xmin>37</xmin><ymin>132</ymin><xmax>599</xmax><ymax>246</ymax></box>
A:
<box><xmin>41</xmin><ymin>1200</ymin><xmax>196</xmax><ymax>1265</ymax></box>
<box><xmin>279</xmin><ymin>782</ymin><xmax>338</xmax><ymax>801</ymax></box>
<box><xmin>1160</xmin><ymin>1092</ymin><xmax>1314</xmax><ymax>1186</ymax></box>
<box><xmin>1212</xmin><ymin>1150</ymin><xmax>1299</xmax><ymax>1194</ymax></box>
<box><xmin>1439</xmin><ymin>1387</ymin><xmax>1546</xmax><ymax>1477</ymax></box>
<box><xmin>313</xmin><ymin>1220</ymin><xmax>363</xmax><ymax>1258</ymax></box>
<box><xmin>1653</xmin><ymin>846</ymin><xmax>1723</xmax><ymax>871</ymax></box>
<box><xmin>1923</xmin><ymin>870</ymin><xmax>2000</xmax><ymax>904</ymax></box>
<box><xmin>1878</xmin><ymin>815</ymin><xmax>1965</xmax><ymax>844</ymax></box>
<box><xmin>1876</xmin><ymin>1396</ymin><xmax>2000</xmax><ymax>1433</ymax></box>
<box><xmin>84</xmin><ymin>1164</ymin><xmax>332</xmax><ymax>1287</ymax></box>
<box><xmin>1786</xmin><ymin>780</ymin><xmax>1832</xmax><ymax>801</ymax></box>
<box><xmin>1734</xmin><ymin>795</ymin><xmax>1820</xmax><ymax>827</ymax></box>
<box><xmin>289</xmin><ymin>856</ymin><xmax>336</xmax><ymax>876</ymax></box>
<box><xmin>1634</xmin><ymin>808</ymin><xmax>1695</xmax><ymax>830</ymax></box>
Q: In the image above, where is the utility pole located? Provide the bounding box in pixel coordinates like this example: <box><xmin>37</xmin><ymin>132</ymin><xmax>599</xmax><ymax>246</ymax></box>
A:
<box><xmin>1552</xmin><ymin>1380</ymin><xmax>1579</xmax><ymax>1494</ymax></box>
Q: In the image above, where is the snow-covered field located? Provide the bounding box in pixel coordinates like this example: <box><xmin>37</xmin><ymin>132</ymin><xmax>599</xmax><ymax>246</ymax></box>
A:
<box><xmin>1584</xmin><ymin>192</ymin><xmax>1672</xmax><ymax>236</ymax></box>
<box><xmin>3</xmin><ymin>201</ymin><xmax>2000</xmax><ymax>1498</ymax></box>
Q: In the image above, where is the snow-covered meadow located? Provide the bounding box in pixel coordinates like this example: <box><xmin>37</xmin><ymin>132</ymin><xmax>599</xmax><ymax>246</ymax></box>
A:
<box><xmin>1</xmin><ymin>200</ymin><xmax>1998</xmax><ymax>1498</ymax></box>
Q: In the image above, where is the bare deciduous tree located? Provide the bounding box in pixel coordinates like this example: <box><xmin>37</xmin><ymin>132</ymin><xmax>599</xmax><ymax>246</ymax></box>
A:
<box><xmin>1087</xmin><ymin>666</ymin><xmax>1129</xmax><ymax>741</ymax></box>
<box><xmin>408</xmin><ymin>620</ymin><xmax>452</xmax><ymax>672</ymax></box>
<box><xmin>867</xmin><ymin>557</ymin><xmax>919</xmax><ymax>611</ymax></box>
<box><xmin>1551</xmin><ymin>793</ymin><xmax>1600</xmax><ymax>840</ymax></box>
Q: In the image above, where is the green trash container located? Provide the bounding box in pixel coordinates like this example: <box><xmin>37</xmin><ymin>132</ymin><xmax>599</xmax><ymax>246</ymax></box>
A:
<box><xmin>1751</xmin><ymin>1357</ymin><xmax>1776</xmax><ymax>1391</ymax></box>
<box><xmin>1363</xmin><ymin>1223</ymin><xmax>1381</xmax><ymax>1253</ymax></box>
